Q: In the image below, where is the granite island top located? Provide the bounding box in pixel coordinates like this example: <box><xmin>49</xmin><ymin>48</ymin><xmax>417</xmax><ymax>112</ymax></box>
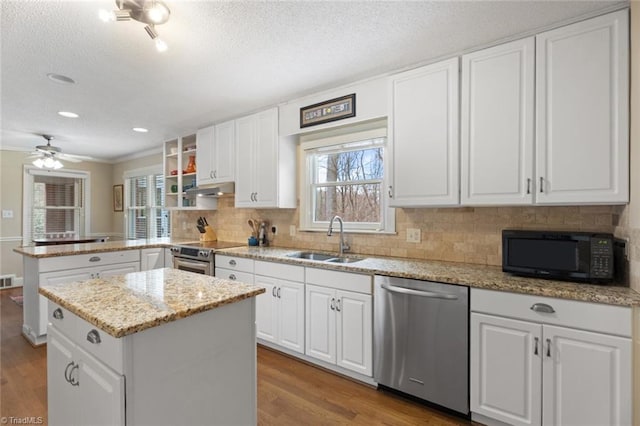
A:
<box><xmin>13</xmin><ymin>237</ymin><xmax>242</xmax><ymax>258</ymax></box>
<box><xmin>39</xmin><ymin>268</ymin><xmax>265</xmax><ymax>338</ymax></box>
<box><xmin>216</xmin><ymin>246</ymin><xmax>640</xmax><ymax>307</ymax></box>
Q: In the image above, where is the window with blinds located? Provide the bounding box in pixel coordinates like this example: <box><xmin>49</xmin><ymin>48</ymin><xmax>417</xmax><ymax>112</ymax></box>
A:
<box><xmin>125</xmin><ymin>171</ymin><xmax>169</xmax><ymax>239</ymax></box>
<box><xmin>31</xmin><ymin>175</ymin><xmax>84</xmax><ymax>240</ymax></box>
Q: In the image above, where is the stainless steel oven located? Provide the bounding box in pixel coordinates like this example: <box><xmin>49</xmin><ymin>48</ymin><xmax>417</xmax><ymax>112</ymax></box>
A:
<box><xmin>170</xmin><ymin>245</ymin><xmax>214</xmax><ymax>275</ymax></box>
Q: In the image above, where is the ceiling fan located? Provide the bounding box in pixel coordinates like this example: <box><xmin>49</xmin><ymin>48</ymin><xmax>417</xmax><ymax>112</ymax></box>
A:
<box><xmin>28</xmin><ymin>135</ymin><xmax>92</xmax><ymax>169</ymax></box>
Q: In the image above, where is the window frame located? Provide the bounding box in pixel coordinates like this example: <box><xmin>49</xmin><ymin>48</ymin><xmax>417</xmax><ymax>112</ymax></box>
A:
<box><xmin>123</xmin><ymin>165</ymin><xmax>170</xmax><ymax>240</ymax></box>
<box><xmin>299</xmin><ymin>127</ymin><xmax>395</xmax><ymax>234</ymax></box>
<box><xmin>22</xmin><ymin>166</ymin><xmax>91</xmax><ymax>246</ymax></box>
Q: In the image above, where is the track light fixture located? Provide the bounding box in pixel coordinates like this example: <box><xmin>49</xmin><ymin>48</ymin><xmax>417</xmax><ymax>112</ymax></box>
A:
<box><xmin>99</xmin><ymin>0</ymin><xmax>170</xmax><ymax>52</ymax></box>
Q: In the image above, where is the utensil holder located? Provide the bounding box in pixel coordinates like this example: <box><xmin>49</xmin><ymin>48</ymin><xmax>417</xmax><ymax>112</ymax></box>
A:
<box><xmin>200</xmin><ymin>226</ymin><xmax>218</xmax><ymax>242</ymax></box>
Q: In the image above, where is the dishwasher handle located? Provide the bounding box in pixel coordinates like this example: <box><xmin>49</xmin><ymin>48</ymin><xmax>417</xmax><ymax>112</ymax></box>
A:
<box><xmin>380</xmin><ymin>283</ymin><xmax>459</xmax><ymax>300</ymax></box>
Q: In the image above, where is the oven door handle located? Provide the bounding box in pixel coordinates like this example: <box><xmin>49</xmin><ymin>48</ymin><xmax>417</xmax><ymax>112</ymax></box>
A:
<box><xmin>380</xmin><ymin>283</ymin><xmax>458</xmax><ymax>300</ymax></box>
<box><xmin>174</xmin><ymin>258</ymin><xmax>210</xmax><ymax>271</ymax></box>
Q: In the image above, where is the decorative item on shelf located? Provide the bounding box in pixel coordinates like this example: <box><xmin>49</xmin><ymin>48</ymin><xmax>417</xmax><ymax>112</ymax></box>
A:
<box><xmin>300</xmin><ymin>93</ymin><xmax>356</xmax><ymax>128</ymax></box>
<box><xmin>184</xmin><ymin>144</ymin><xmax>196</xmax><ymax>152</ymax></box>
<box><xmin>248</xmin><ymin>236</ymin><xmax>259</xmax><ymax>246</ymax></box>
<box><xmin>184</xmin><ymin>155</ymin><xmax>196</xmax><ymax>173</ymax></box>
<box><xmin>170</xmin><ymin>184</ymin><xmax>178</xmax><ymax>193</ymax></box>
<box><xmin>169</xmin><ymin>147</ymin><xmax>178</xmax><ymax>155</ymax></box>
<box><xmin>170</xmin><ymin>169</ymin><xmax>178</xmax><ymax>175</ymax></box>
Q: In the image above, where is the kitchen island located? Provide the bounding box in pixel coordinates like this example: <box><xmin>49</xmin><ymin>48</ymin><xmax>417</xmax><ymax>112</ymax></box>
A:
<box><xmin>39</xmin><ymin>268</ymin><xmax>265</xmax><ymax>426</ymax></box>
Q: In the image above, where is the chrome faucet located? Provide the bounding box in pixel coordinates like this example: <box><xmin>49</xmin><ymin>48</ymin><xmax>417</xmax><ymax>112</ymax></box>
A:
<box><xmin>327</xmin><ymin>215</ymin><xmax>350</xmax><ymax>257</ymax></box>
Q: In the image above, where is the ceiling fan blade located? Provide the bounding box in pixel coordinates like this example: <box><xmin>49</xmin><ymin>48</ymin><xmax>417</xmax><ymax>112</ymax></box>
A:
<box><xmin>58</xmin><ymin>152</ymin><xmax>93</xmax><ymax>161</ymax></box>
<box><xmin>57</xmin><ymin>155</ymin><xmax>82</xmax><ymax>163</ymax></box>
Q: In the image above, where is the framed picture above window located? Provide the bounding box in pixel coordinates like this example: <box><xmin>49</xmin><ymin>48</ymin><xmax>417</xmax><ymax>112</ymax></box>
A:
<box><xmin>113</xmin><ymin>184</ymin><xmax>124</xmax><ymax>212</ymax></box>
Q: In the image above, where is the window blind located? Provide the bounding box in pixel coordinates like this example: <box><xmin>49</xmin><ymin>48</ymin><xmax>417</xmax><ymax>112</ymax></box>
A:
<box><xmin>125</xmin><ymin>171</ymin><xmax>170</xmax><ymax>239</ymax></box>
<box><xmin>31</xmin><ymin>175</ymin><xmax>84</xmax><ymax>240</ymax></box>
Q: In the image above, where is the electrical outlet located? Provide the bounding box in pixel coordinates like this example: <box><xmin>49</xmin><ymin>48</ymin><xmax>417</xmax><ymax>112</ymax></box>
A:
<box><xmin>2</xmin><ymin>210</ymin><xmax>13</xmax><ymax>219</ymax></box>
<box><xmin>289</xmin><ymin>225</ymin><xmax>296</xmax><ymax>237</ymax></box>
<box><xmin>182</xmin><ymin>221</ymin><xmax>187</xmax><ymax>230</ymax></box>
<box><xmin>406</xmin><ymin>228</ymin><xmax>421</xmax><ymax>243</ymax></box>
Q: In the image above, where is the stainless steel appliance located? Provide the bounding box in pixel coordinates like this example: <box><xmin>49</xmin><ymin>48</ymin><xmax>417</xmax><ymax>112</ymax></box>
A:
<box><xmin>502</xmin><ymin>229</ymin><xmax>615</xmax><ymax>283</ymax></box>
<box><xmin>170</xmin><ymin>241</ymin><xmax>242</xmax><ymax>275</ymax></box>
<box><xmin>374</xmin><ymin>276</ymin><xmax>469</xmax><ymax>415</ymax></box>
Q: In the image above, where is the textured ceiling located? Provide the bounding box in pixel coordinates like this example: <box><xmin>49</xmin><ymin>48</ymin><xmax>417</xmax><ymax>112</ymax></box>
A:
<box><xmin>0</xmin><ymin>0</ymin><xmax>627</xmax><ymax>161</ymax></box>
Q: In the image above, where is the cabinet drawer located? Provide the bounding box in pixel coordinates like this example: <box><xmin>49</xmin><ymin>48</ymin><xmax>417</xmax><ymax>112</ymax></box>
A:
<box><xmin>255</xmin><ymin>260</ymin><xmax>304</xmax><ymax>282</ymax></box>
<box><xmin>306</xmin><ymin>268</ymin><xmax>372</xmax><ymax>295</ymax></box>
<box><xmin>48</xmin><ymin>301</ymin><xmax>78</xmax><ymax>338</ymax></box>
<box><xmin>215</xmin><ymin>255</ymin><xmax>254</xmax><ymax>273</ymax></box>
<box><xmin>40</xmin><ymin>250</ymin><xmax>141</xmax><ymax>273</ymax></box>
<box><xmin>471</xmin><ymin>288</ymin><xmax>631</xmax><ymax>337</ymax></box>
<box><xmin>76</xmin><ymin>318</ymin><xmax>124</xmax><ymax>375</ymax></box>
<box><xmin>215</xmin><ymin>268</ymin><xmax>254</xmax><ymax>285</ymax></box>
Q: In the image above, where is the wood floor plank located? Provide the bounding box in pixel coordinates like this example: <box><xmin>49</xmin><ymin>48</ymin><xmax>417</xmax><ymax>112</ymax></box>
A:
<box><xmin>1</xmin><ymin>287</ymin><xmax>476</xmax><ymax>425</ymax></box>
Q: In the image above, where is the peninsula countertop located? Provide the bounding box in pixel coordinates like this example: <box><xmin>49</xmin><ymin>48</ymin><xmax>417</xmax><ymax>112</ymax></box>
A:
<box><xmin>215</xmin><ymin>246</ymin><xmax>640</xmax><ymax>307</ymax></box>
<box><xmin>39</xmin><ymin>268</ymin><xmax>265</xmax><ymax>338</ymax></box>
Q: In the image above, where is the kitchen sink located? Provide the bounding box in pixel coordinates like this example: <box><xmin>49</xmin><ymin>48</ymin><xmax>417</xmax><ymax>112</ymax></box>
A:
<box><xmin>286</xmin><ymin>252</ymin><xmax>335</xmax><ymax>261</ymax></box>
<box><xmin>286</xmin><ymin>251</ymin><xmax>365</xmax><ymax>263</ymax></box>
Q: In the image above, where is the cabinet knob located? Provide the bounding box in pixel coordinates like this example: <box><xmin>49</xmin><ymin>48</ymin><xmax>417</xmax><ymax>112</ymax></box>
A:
<box><xmin>229</xmin><ymin>274</ymin><xmax>236</xmax><ymax>280</ymax></box>
<box><xmin>89</xmin><ymin>256</ymin><xmax>101</xmax><ymax>262</ymax></box>
<box><xmin>530</xmin><ymin>303</ymin><xmax>555</xmax><ymax>314</ymax></box>
<box><xmin>86</xmin><ymin>329</ymin><xmax>102</xmax><ymax>345</ymax></box>
<box><xmin>228</xmin><ymin>259</ymin><xmax>236</xmax><ymax>266</ymax></box>
<box><xmin>53</xmin><ymin>308</ymin><xmax>64</xmax><ymax>320</ymax></box>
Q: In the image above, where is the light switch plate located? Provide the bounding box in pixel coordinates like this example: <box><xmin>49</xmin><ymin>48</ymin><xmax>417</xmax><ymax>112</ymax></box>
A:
<box><xmin>406</xmin><ymin>228</ymin><xmax>421</xmax><ymax>243</ymax></box>
<box><xmin>2</xmin><ymin>210</ymin><xmax>13</xmax><ymax>219</ymax></box>
<box><xmin>289</xmin><ymin>225</ymin><xmax>296</xmax><ymax>237</ymax></box>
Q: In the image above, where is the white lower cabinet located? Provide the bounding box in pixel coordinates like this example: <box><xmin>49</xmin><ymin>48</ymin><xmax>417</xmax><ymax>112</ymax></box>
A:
<box><xmin>48</xmin><ymin>326</ymin><xmax>125</xmax><ymax>426</ymax></box>
<box><xmin>140</xmin><ymin>248</ymin><xmax>165</xmax><ymax>270</ymax></box>
<box><xmin>471</xmin><ymin>289</ymin><xmax>631</xmax><ymax>426</ymax></box>
<box><xmin>305</xmin><ymin>268</ymin><xmax>372</xmax><ymax>376</ymax></box>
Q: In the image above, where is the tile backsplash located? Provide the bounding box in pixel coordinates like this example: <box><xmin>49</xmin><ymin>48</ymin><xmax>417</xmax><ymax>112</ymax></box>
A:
<box><xmin>171</xmin><ymin>196</ymin><xmax>624</xmax><ymax>267</ymax></box>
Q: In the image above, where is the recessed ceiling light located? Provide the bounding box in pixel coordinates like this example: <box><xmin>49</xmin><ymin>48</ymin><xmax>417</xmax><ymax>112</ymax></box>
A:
<box><xmin>47</xmin><ymin>73</ymin><xmax>76</xmax><ymax>84</ymax></box>
<box><xmin>133</xmin><ymin>127</ymin><xmax>149</xmax><ymax>133</ymax></box>
<box><xmin>58</xmin><ymin>111</ymin><xmax>79</xmax><ymax>118</ymax></box>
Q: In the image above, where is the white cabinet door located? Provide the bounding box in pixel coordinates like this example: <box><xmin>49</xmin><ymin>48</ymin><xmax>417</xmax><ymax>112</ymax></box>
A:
<box><xmin>98</xmin><ymin>262</ymin><xmax>140</xmax><ymax>278</ymax></box>
<box><xmin>213</xmin><ymin>120</ymin><xmax>235</xmax><ymax>183</ymax></box>
<box><xmin>536</xmin><ymin>9</ymin><xmax>629</xmax><ymax>204</ymax></box>
<box><xmin>253</xmin><ymin>108</ymin><xmax>279</xmax><ymax>207</ymax></box>
<box><xmin>141</xmin><ymin>248</ymin><xmax>164</xmax><ymax>271</ymax></box>
<box><xmin>461</xmin><ymin>37</ymin><xmax>535</xmax><ymax>205</ymax></box>
<box><xmin>196</xmin><ymin>125</ymin><xmax>215</xmax><ymax>186</ymax></box>
<box><xmin>76</xmin><ymin>346</ymin><xmax>125</xmax><ymax>426</ymax></box>
<box><xmin>235</xmin><ymin>114</ymin><xmax>255</xmax><ymax>207</ymax></box>
<box><xmin>255</xmin><ymin>275</ymin><xmax>278</xmax><ymax>343</ymax></box>
<box><xmin>277</xmin><ymin>279</ymin><xmax>305</xmax><ymax>354</ymax></box>
<box><xmin>542</xmin><ymin>325</ymin><xmax>631</xmax><ymax>426</ymax></box>
<box><xmin>389</xmin><ymin>57</ymin><xmax>459</xmax><ymax>207</ymax></box>
<box><xmin>40</xmin><ymin>269</ymin><xmax>93</xmax><ymax>336</ymax></box>
<box><xmin>47</xmin><ymin>326</ymin><xmax>77</xmax><ymax>426</ymax></box>
<box><xmin>336</xmin><ymin>290</ymin><xmax>372</xmax><ymax>376</ymax></box>
<box><xmin>305</xmin><ymin>284</ymin><xmax>336</xmax><ymax>364</ymax></box>
<box><xmin>470</xmin><ymin>313</ymin><xmax>542</xmax><ymax>426</ymax></box>
<box><xmin>164</xmin><ymin>248</ymin><xmax>172</xmax><ymax>269</ymax></box>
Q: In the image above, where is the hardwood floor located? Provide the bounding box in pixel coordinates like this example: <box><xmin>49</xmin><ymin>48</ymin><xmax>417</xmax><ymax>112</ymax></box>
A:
<box><xmin>1</xmin><ymin>287</ymin><xmax>473</xmax><ymax>425</ymax></box>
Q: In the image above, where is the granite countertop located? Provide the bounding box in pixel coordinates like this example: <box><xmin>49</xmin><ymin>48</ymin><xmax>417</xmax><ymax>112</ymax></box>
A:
<box><xmin>39</xmin><ymin>268</ymin><xmax>265</xmax><ymax>338</ymax></box>
<box><xmin>13</xmin><ymin>237</ymin><xmax>217</xmax><ymax>258</ymax></box>
<box><xmin>216</xmin><ymin>246</ymin><xmax>640</xmax><ymax>307</ymax></box>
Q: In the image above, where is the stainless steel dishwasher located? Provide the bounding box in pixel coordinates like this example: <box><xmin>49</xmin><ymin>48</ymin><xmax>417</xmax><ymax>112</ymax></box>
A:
<box><xmin>374</xmin><ymin>276</ymin><xmax>469</xmax><ymax>415</ymax></box>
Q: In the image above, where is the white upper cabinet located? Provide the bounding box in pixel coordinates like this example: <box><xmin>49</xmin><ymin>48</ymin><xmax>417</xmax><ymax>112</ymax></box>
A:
<box><xmin>535</xmin><ymin>9</ymin><xmax>629</xmax><ymax>205</ymax></box>
<box><xmin>196</xmin><ymin>120</ymin><xmax>236</xmax><ymax>186</ymax></box>
<box><xmin>235</xmin><ymin>108</ymin><xmax>296</xmax><ymax>208</ymax></box>
<box><xmin>389</xmin><ymin>57</ymin><xmax>460</xmax><ymax>207</ymax></box>
<box><xmin>461</xmin><ymin>37</ymin><xmax>535</xmax><ymax>205</ymax></box>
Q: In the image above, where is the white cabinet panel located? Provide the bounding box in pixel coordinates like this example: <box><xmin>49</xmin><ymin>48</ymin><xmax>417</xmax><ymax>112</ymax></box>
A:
<box><xmin>141</xmin><ymin>248</ymin><xmax>164</xmax><ymax>271</ymax></box>
<box><xmin>471</xmin><ymin>313</ymin><xmax>542</xmax><ymax>426</ymax></box>
<box><xmin>535</xmin><ymin>9</ymin><xmax>629</xmax><ymax>204</ymax></box>
<box><xmin>47</xmin><ymin>326</ymin><xmax>77</xmax><ymax>426</ymax></box>
<box><xmin>213</xmin><ymin>120</ymin><xmax>235</xmax><ymax>183</ymax></box>
<box><xmin>389</xmin><ymin>57</ymin><xmax>459</xmax><ymax>207</ymax></box>
<box><xmin>277</xmin><ymin>280</ymin><xmax>305</xmax><ymax>353</ymax></box>
<box><xmin>305</xmin><ymin>284</ymin><xmax>336</xmax><ymax>364</ymax></box>
<box><xmin>98</xmin><ymin>262</ymin><xmax>140</xmax><ymax>278</ymax></box>
<box><xmin>234</xmin><ymin>114</ymin><xmax>254</xmax><ymax>206</ymax></box>
<box><xmin>461</xmin><ymin>37</ymin><xmax>535</xmax><ymax>205</ymax></box>
<box><xmin>542</xmin><ymin>325</ymin><xmax>631</xmax><ymax>426</ymax></box>
<box><xmin>336</xmin><ymin>290</ymin><xmax>372</xmax><ymax>376</ymax></box>
<box><xmin>255</xmin><ymin>276</ymin><xmax>278</xmax><ymax>343</ymax></box>
<box><xmin>196</xmin><ymin>125</ymin><xmax>215</xmax><ymax>186</ymax></box>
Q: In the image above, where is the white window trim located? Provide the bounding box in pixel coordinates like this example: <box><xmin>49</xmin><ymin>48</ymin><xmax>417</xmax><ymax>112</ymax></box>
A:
<box><xmin>22</xmin><ymin>166</ymin><xmax>91</xmax><ymax>246</ymax></box>
<box><xmin>123</xmin><ymin>164</ymin><xmax>166</xmax><ymax>239</ymax></box>
<box><xmin>299</xmin><ymin>127</ymin><xmax>395</xmax><ymax>234</ymax></box>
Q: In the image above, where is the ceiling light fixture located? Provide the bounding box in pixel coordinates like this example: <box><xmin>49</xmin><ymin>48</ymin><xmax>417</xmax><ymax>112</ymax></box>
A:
<box><xmin>58</xmin><ymin>111</ymin><xmax>79</xmax><ymax>118</ymax></box>
<box><xmin>133</xmin><ymin>127</ymin><xmax>149</xmax><ymax>133</ymax></box>
<box><xmin>33</xmin><ymin>154</ymin><xmax>63</xmax><ymax>170</ymax></box>
<box><xmin>99</xmin><ymin>0</ymin><xmax>171</xmax><ymax>52</ymax></box>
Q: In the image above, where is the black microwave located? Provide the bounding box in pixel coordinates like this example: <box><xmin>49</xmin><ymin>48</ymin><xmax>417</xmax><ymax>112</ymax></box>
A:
<box><xmin>502</xmin><ymin>230</ymin><xmax>614</xmax><ymax>283</ymax></box>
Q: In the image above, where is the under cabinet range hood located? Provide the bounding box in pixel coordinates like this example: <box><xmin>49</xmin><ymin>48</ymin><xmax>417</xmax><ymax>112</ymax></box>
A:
<box><xmin>185</xmin><ymin>182</ymin><xmax>234</xmax><ymax>198</ymax></box>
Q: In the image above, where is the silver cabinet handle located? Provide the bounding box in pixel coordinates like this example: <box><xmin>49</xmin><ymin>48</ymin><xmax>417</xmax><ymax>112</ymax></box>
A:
<box><xmin>213</xmin><ymin>170</ymin><xmax>217</xmax><ymax>179</ymax></box>
<box><xmin>228</xmin><ymin>259</ymin><xmax>236</xmax><ymax>266</ymax></box>
<box><xmin>330</xmin><ymin>298</ymin><xmax>335</xmax><ymax>311</ymax></box>
<box><xmin>277</xmin><ymin>287</ymin><xmax>281</xmax><ymax>298</ymax></box>
<box><xmin>539</xmin><ymin>177</ymin><xmax>544</xmax><ymax>193</ymax></box>
<box><xmin>546</xmin><ymin>338</ymin><xmax>551</xmax><ymax>357</ymax></box>
<box><xmin>530</xmin><ymin>303</ymin><xmax>555</xmax><ymax>314</ymax></box>
<box><xmin>64</xmin><ymin>361</ymin><xmax>74</xmax><ymax>383</ymax></box>
<box><xmin>210</xmin><ymin>171</ymin><xmax>214</xmax><ymax>179</ymax></box>
<box><xmin>87</xmin><ymin>329</ymin><xmax>101</xmax><ymax>344</ymax></box>
<box><xmin>272</xmin><ymin>287</ymin><xmax>277</xmax><ymax>297</ymax></box>
<box><xmin>254</xmin><ymin>192</ymin><xmax>258</xmax><ymax>202</ymax></box>
<box><xmin>335</xmin><ymin>298</ymin><xmax>341</xmax><ymax>312</ymax></box>
<box><xmin>89</xmin><ymin>256</ymin><xmax>101</xmax><ymax>262</ymax></box>
<box><xmin>534</xmin><ymin>337</ymin><xmax>539</xmax><ymax>355</ymax></box>
<box><xmin>90</xmin><ymin>273</ymin><xmax>95</xmax><ymax>279</ymax></box>
<box><xmin>53</xmin><ymin>308</ymin><xmax>64</xmax><ymax>320</ymax></box>
<box><xmin>69</xmin><ymin>363</ymin><xmax>79</xmax><ymax>386</ymax></box>
<box><xmin>249</xmin><ymin>192</ymin><xmax>254</xmax><ymax>201</ymax></box>
<box><xmin>527</xmin><ymin>178</ymin><xmax>531</xmax><ymax>194</ymax></box>
<box><xmin>388</xmin><ymin>185</ymin><xmax>393</xmax><ymax>198</ymax></box>
<box><xmin>228</xmin><ymin>274</ymin><xmax>236</xmax><ymax>280</ymax></box>
<box><xmin>381</xmin><ymin>283</ymin><xmax>458</xmax><ymax>300</ymax></box>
